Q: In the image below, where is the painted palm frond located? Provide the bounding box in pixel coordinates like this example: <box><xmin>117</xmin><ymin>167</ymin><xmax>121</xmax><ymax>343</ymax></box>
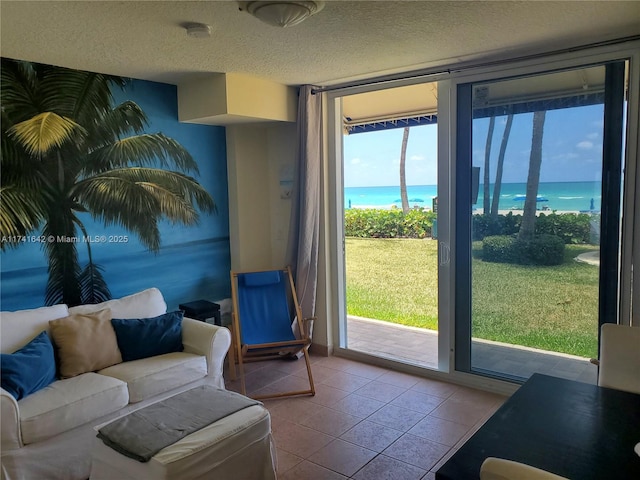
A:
<box><xmin>78</xmin><ymin>262</ymin><xmax>112</xmax><ymax>305</ymax></box>
<box><xmin>0</xmin><ymin>60</ymin><xmax>41</xmax><ymax>122</ymax></box>
<box><xmin>85</xmin><ymin>101</ymin><xmax>148</xmax><ymax>149</ymax></box>
<box><xmin>74</xmin><ymin>168</ymin><xmax>215</xmax><ymax>250</ymax></box>
<box><xmin>95</xmin><ymin>167</ymin><xmax>215</xmax><ymax>213</ymax></box>
<box><xmin>84</xmin><ymin>133</ymin><xmax>199</xmax><ymax>174</ymax></box>
<box><xmin>0</xmin><ymin>186</ymin><xmax>45</xmax><ymax>245</ymax></box>
<box><xmin>39</xmin><ymin>67</ymin><xmax>126</xmax><ymax>121</ymax></box>
<box><xmin>8</xmin><ymin>112</ymin><xmax>86</xmax><ymax>156</ymax></box>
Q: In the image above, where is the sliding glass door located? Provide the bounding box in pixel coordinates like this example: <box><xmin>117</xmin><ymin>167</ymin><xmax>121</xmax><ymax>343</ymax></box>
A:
<box><xmin>455</xmin><ymin>62</ymin><xmax>627</xmax><ymax>382</ymax></box>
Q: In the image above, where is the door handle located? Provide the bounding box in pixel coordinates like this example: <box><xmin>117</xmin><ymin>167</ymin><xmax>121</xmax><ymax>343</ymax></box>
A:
<box><xmin>439</xmin><ymin>242</ymin><xmax>450</xmax><ymax>266</ymax></box>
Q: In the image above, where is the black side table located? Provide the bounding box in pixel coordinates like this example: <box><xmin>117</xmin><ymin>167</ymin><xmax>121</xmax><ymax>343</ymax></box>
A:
<box><xmin>179</xmin><ymin>300</ymin><xmax>221</xmax><ymax>326</ymax></box>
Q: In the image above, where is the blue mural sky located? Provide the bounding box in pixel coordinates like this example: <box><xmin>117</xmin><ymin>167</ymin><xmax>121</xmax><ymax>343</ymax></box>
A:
<box><xmin>1</xmin><ymin>76</ymin><xmax>231</xmax><ymax>310</ymax></box>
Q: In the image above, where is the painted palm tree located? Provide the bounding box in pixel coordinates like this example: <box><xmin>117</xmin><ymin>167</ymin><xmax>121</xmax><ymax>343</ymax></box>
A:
<box><xmin>1</xmin><ymin>59</ymin><xmax>215</xmax><ymax>306</ymax></box>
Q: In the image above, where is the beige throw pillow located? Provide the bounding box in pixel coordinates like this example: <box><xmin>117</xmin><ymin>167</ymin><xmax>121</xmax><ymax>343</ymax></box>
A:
<box><xmin>49</xmin><ymin>308</ymin><xmax>122</xmax><ymax>378</ymax></box>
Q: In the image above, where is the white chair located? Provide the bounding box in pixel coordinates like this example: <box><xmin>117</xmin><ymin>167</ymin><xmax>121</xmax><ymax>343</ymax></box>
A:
<box><xmin>597</xmin><ymin>323</ymin><xmax>640</xmax><ymax>394</ymax></box>
<box><xmin>480</xmin><ymin>457</ymin><xmax>569</xmax><ymax>480</ymax></box>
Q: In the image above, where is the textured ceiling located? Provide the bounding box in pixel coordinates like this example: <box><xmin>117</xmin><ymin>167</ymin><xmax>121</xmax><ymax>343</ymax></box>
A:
<box><xmin>1</xmin><ymin>1</ymin><xmax>639</xmax><ymax>87</ymax></box>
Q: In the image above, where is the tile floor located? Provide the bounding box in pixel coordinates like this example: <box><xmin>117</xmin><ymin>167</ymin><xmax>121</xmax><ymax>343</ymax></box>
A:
<box><xmin>225</xmin><ymin>354</ymin><xmax>506</xmax><ymax>479</ymax></box>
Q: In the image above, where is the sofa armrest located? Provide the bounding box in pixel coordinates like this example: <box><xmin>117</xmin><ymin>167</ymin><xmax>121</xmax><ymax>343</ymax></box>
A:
<box><xmin>182</xmin><ymin>318</ymin><xmax>231</xmax><ymax>385</ymax></box>
<box><xmin>1</xmin><ymin>387</ymin><xmax>23</xmax><ymax>450</ymax></box>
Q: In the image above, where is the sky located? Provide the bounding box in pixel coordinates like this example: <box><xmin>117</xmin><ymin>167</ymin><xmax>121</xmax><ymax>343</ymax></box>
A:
<box><xmin>343</xmin><ymin>104</ymin><xmax>606</xmax><ymax>188</ymax></box>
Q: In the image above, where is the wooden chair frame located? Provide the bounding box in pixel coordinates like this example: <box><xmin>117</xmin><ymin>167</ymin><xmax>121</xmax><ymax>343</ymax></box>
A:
<box><xmin>230</xmin><ymin>266</ymin><xmax>315</xmax><ymax>400</ymax></box>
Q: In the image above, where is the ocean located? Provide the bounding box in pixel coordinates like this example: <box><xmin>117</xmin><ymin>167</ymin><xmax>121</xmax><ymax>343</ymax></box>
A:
<box><xmin>344</xmin><ymin>181</ymin><xmax>602</xmax><ymax>213</ymax></box>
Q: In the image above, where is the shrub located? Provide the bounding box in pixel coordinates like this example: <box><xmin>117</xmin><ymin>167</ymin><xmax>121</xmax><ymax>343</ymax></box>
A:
<box><xmin>482</xmin><ymin>235</ymin><xmax>518</xmax><ymax>263</ymax></box>
<box><xmin>344</xmin><ymin>208</ymin><xmax>436</xmax><ymax>239</ymax></box>
<box><xmin>473</xmin><ymin>212</ymin><xmax>593</xmax><ymax>244</ymax></box>
<box><xmin>482</xmin><ymin>234</ymin><xmax>565</xmax><ymax>266</ymax></box>
<box><xmin>520</xmin><ymin>234</ymin><xmax>565</xmax><ymax>265</ymax></box>
<box><xmin>535</xmin><ymin>213</ymin><xmax>592</xmax><ymax>244</ymax></box>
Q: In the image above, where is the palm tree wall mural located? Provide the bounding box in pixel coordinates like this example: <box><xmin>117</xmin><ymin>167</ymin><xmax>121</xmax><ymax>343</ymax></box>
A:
<box><xmin>1</xmin><ymin>59</ymin><xmax>221</xmax><ymax>308</ymax></box>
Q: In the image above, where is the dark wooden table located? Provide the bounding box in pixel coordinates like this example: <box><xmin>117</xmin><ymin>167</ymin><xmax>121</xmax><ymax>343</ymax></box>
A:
<box><xmin>436</xmin><ymin>373</ymin><xmax>640</xmax><ymax>479</ymax></box>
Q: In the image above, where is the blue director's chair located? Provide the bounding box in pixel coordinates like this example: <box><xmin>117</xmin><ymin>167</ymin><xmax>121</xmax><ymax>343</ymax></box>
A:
<box><xmin>230</xmin><ymin>266</ymin><xmax>315</xmax><ymax>400</ymax></box>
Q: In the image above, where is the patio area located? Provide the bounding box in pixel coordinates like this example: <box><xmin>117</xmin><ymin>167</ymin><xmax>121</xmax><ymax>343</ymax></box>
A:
<box><xmin>347</xmin><ymin>316</ymin><xmax>597</xmax><ymax>384</ymax></box>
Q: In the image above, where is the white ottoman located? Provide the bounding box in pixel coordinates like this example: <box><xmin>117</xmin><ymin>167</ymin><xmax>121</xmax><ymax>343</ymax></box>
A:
<box><xmin>90</xmin><ymin>399</ymin><xmax>276</xmax><ymax>480</ymax></box>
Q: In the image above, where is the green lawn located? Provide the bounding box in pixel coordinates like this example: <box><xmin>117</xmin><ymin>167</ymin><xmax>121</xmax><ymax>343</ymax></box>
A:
<box><xmin>345</xmin><ymin>237</ymin><xmax>599</xmax><ymax>358</ymax></box>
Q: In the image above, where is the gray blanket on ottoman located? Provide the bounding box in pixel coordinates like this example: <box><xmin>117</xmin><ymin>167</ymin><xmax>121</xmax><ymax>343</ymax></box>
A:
<box><xmin>97</xmin><ymin>385</ymin><xmax>261</xmax><ymax>462</ymax></box>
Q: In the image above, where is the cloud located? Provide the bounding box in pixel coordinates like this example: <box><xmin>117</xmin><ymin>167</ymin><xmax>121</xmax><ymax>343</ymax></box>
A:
<box><xmin>550</xmin><ymin>152</ymin><xmax>579</xmax><ymax>161</ymax></box>
<box><xmin>576</xmin><ymin>141</ymin><xmax>594</xmax><ymax>150</ymax></box>
<box><xmin>351</xmin><ymin>157</ymin><xmax>361</xmax><ymax>164</ymax></box>
<box><xmin>410</xmin><ymin>155</ymin><xmax>425</xmax><ymax>161</ymax></box>
<box><xmin>586</xmin><ymin>132</ymin><xmax>599</xmax><ymax>140</ymax></box>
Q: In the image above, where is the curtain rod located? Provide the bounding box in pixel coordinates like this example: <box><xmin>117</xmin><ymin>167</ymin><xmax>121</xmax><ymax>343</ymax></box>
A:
<box><xmin>311</xmin><ymin>35</ymin><xmax>640</xmax><ymax>95</ymax></box>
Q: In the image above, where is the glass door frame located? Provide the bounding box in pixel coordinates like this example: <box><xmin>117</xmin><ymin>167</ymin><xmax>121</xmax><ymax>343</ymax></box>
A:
<box><xmin>324</xmin><ymin>39</ymin><xmax>640</xmax><ymax>390</ymax></box>
<box><xmin>446</xmin><ymin>43</ymin><xmax>640</xmax><ymax>381</ymax></box>
<box><xmin>325</xmin><ymin>75</ymin><xmax>453</xmax><ymax>374</ymax></box>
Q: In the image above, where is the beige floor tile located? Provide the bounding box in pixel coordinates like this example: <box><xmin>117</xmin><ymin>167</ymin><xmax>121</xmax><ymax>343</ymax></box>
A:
<box><xmin>307</xmin><ymin>384</ymin><xmax>352</xmax><ymax>407</ymax></box>
<box><xmin>272</xmin><ymin>421</ymin><xmax>334</xmax><ymax>458</ymax></box>
<box><xmin>382</xmin><ymin>433</ymin><xmax>450</xmax><ymax>471</ymax></box>
<box><xmin>354</xmin><ymin>380</ymin><xmax>406</xmax><ymax>403</ymax></box>
<box><xmin>276</xmin><ymin>448</ymin><xmax>303</xmax><ymax>475</ymax></box>
<box><xmin>293</xmin><ymin>364</ymin><xmax>340</xmax><ymax>383</ymax></box>
<box><xmin>314</xmin><ymin>356</ymin><xmax>363</xmax><ymax>372</ymax></box>
<box><xmin>320</xmin><ymin>370</ymin><xmax>373</xmax><ymax>392</ymax></box>
<box><xmin>340</xmin><ymin>420</ymin><xmax>404</xmax><ymax>452</ymax></box>
<box><xmin>408</xmin><ymin>415</ymin><xmax>470</xmax><ymax>447</ymax></box>
<box><xmin>366</xmin><ymin>404</ymin><xmax>426</xmax><ymax>432</ymax></box>
<box><xmin>352</xmin><ymin>454</ymin><xmax>427</xmax><ymax>480</ymax></box>
<box><xmin>429</xmin><ymin>397</ymin><xmax>494</xmax><ymax>426</ymax></box>
<box><xmin>449</xmin><ymin>386</ymin><xmax>506</xmax><ymax>408</ymax></box>
<box><xmin>279</xmin><ymin>460</ymin><xmax>349</xmax><ymax>480</ymax></box>
<box><xmin>343</xmin><ymin>362</ymin><xmax>389</xmax><ymax>380</ymax></box>
<box><xmin>308</xmin><ymin>439</ymin><xmax>377</xmax><ymax>477</ymax></box>
<box><xmin>269</xmin><ymin>398</ymin><xmax>330</xmax><ymax>424</ymax></box>
<box><xmin>329</xmin><ymin>393</ymin><xmax>386</xmax><ymax>418</ymax></box>
<box><xmin>390</xmin><ymin>389</ymin><xmax>445</xmax><ymax>414</ymax></box>
<box><xmin>376</xmin><ymin>370</ymin><xmax>421</xmax><ymax>389</ymax></box>
<box><xmin>251</xmin><ymin>374</ymin><xmax>314</xmax><ymax>398</ymax></box>
<box><xmin>243</xmin><ymin>367</ymin><xmax>291</xmax><ymax>393</ymax></box>
<box><xmin>410</xmin><ymin>377</ymin><xmax>461</xmax><ymax>398</ymax></box>
<box><xmin>301</xmin><ymin>408</ymin><xmax>363</xmax><ymax>436</ymax></box>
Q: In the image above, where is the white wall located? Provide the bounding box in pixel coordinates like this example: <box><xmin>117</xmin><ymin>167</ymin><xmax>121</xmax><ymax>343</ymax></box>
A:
<box><xmin>226</xmin><ymin>120</ymin><xmax>333</xmax><ymax>354</ymax></box>
<box><xmin>226</xmin><ymin>123</ymin><xmax>296</xmax><ymax>271</ymax></box>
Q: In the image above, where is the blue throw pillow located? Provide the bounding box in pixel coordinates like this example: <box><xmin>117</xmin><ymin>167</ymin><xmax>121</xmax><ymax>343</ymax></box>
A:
<box><xmin>111</xmin><ymin>311</ymin><xmax>184</xmax><ymax>362</ymax></box>
<box><xmin>1</xmin><ymin>331</ymin><xmax>57</xmax><ymax>401</ymax></box>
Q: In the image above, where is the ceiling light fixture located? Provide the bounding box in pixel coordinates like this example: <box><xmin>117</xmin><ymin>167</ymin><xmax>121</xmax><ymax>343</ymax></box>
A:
<box><xmin>239</xmin><ymin>1</ymin><xmax>325</xmax><ymax>28</ymax></box>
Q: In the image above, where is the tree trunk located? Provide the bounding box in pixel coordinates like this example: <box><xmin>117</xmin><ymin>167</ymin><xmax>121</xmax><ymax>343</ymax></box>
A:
<box><xmin>491</xmin><ymin>114</ymin><xmax>514</xmax><ymax>217</ymax></box>
<box><xmin>400</xmin><ymin>126</ymin><xmax>410</xmax><ymax>214</ymax></box>
<box><xmin>483</xmin><ymin>116</ymin><xmax>495</xmax><ymax>215</ymax></box>
<box><xmin>519</xmin><ymin>111</ymin><xmax>546</xmax><ymax>241</ymax></box>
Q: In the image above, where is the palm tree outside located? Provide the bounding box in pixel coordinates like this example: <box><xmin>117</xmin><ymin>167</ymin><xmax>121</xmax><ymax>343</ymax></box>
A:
<box><xmin>399</xmin><ymin>126</ymin><xmax>410</xmax><ymax>214</ymax></box>
<box><xmin>483</xmin><ymin>116</ymin><xmax>495</xmax><ymax>215</ymax></box>
<box><xmin>1</xmin><ymin>60</ymin><xmax>215</xmax><ymax>307</ymax></box>
<box><xmin>490</xmin><ymin>114</ymin><xmax>513</xmax><ymax>217</ymax></box>
<box><xmin>518</xmin><ymin>110</ymin><xmax>546</xmax><ymax>240</ymax></box>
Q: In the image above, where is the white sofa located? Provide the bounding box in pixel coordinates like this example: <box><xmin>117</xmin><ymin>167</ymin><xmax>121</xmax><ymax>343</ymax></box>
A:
<box><xmin>0</xmin><ymin>288</ymin><xmax>231</xmax><ymax>480</ymax></box>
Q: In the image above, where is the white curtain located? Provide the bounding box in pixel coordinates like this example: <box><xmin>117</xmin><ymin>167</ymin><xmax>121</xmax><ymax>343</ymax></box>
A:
<box><xmin>286</xmin><ymin>85</ymin><xmax>322</xmax><ymax>321</ymax></box>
